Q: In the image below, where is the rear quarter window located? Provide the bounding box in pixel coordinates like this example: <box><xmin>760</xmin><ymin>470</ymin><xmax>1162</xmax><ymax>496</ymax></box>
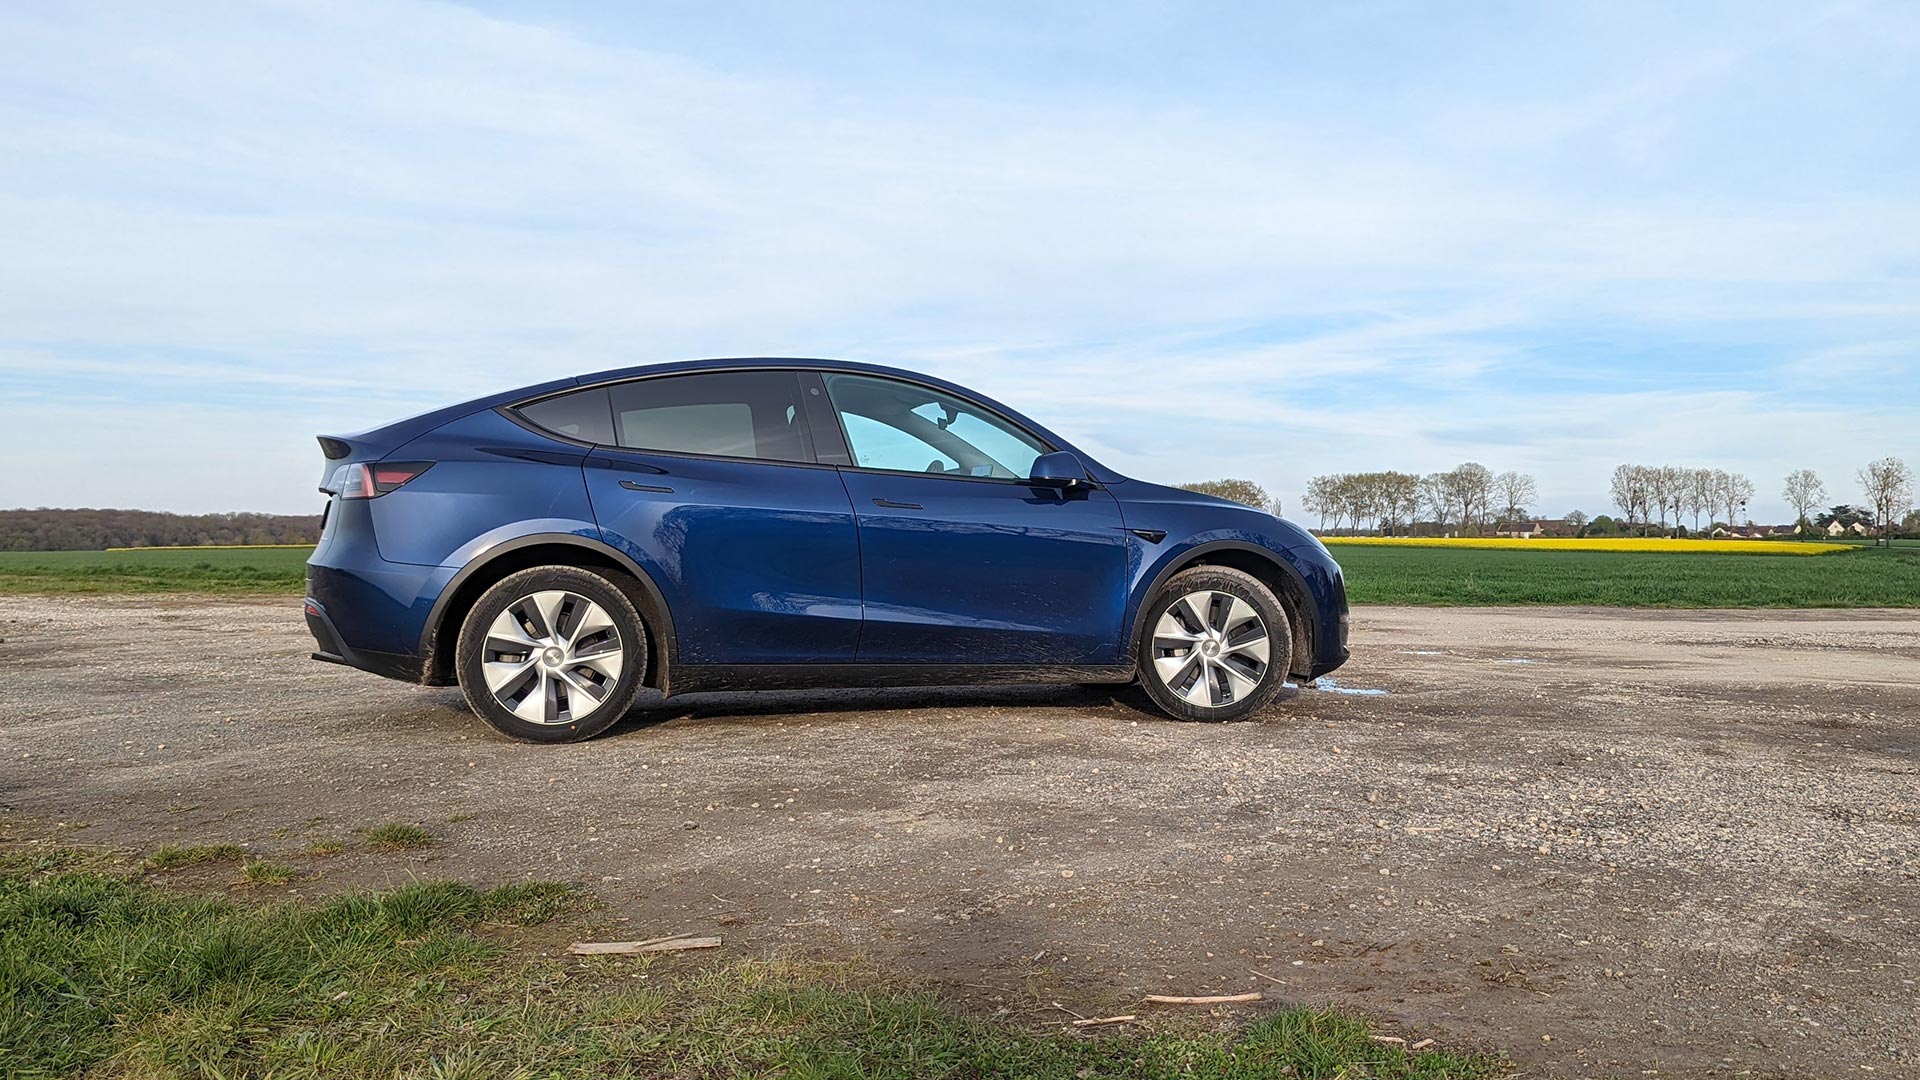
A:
<box><xmin>515</xmin><ymin>388</ymin><xmax>614</xmax><ymax>444</ymax></box>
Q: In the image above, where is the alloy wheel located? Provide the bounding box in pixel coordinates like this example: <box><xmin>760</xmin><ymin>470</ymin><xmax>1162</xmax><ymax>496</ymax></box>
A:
<box><xmin>481</xmin><ymin>590</ymin><xmax>626</xmax><ymax>725</ymax></box>
<box><xmin>1150</xmin><ymin>589</ymin><xmax>1271</xmax><ymax>708</ymax></box>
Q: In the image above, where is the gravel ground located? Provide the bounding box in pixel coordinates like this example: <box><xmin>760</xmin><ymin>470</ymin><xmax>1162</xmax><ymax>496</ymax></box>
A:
<box><xmin>3</xmin><ymin>597</ymin><xmax>1917</xmax><ymax>1077</ymax></box>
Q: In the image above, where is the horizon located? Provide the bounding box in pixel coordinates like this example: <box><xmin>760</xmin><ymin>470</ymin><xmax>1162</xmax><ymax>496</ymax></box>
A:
<box><xmin>3</xmin><ymin>1</ymin><xmax>1916</xmax><ymax>521</ymax></box>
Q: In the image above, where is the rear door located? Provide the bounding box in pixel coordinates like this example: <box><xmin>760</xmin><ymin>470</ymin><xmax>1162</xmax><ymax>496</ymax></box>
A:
<box><xmin>571</xmin><ymin>370</ymin><xmax>863</xmax><ymax>665</ymax></box>
<box><xmin>816</xmin><ymin>371</ymin><xmax>1130</xmax><ymax>665</ymax></box>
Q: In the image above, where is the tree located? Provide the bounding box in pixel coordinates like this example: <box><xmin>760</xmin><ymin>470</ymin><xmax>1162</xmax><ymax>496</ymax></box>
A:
<box><xmin>1303</xmin><ymin>476</ymin><xmax>1336</xmax><ymax>531</ymax></box>
<box><xmin>1565</xmin><ymin>510</ymin><xmax>1589</xmax><ymax>536</ymax></box>
<box><xmin>1610</xmin><ymin>464</ymin><xmax>1651</xmax><ymax>535</ymax></box>
<box><xmin>1685</xmin><ymin>468</ymin><xmax>1712</xmax><ymax>534</ymax></box>
<box><xmin>1815</xmin><ymin>504</ymin><xmax>1873</xmax><ymax>529</ymax></box>
<box><xmin>1781</xmin><ymin>469</ymin><xmax>1826</xmax><ymax>534</ymax></box>
<box><xmin>1420</xmin><ymin>473</ymin><xmax>1454</xmax><ymax>534</ymax></box>
<box><xmin>1494</xmin><ymin>471</ymin><xmax>1538</xmax><ymax>524</ymax></box>
<box><xmin>1857</xmin><ymin>457</ymin><xmax>1915</xmax><ymax>546</ymax></box>
<box><xmin>1445</xmin><ymin>463</ymin><xmax>1494</xmax><ymax>535</ymax></box>
<box><xmin>1180</xmin><ymin>479</ymin><xmax>1274</xmax><ymax>510</ymax></box>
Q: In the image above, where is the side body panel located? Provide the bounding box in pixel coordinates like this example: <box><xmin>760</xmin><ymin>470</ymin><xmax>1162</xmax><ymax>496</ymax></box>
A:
<box><xmin>833</xmin><ymin>472</ymin><xmax>1131</xmax><ymax>664</ymax></box>
<box><xmin>584</xmin><ymin>448</ymin><xmax>863</xmax><ymax>664</ymax></box>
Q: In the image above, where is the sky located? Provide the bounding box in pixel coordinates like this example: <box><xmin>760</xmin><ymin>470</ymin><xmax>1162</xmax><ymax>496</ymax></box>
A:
<box><xmin>1</xmin><ymin>0</ymin><xmax>1916</xmax><ymax>522</ymax></box>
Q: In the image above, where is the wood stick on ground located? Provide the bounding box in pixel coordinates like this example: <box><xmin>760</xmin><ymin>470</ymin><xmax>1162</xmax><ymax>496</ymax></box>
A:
<box><xmin>1247</xmin><ymin>968</ymin><xmax>1287</xmax><ymax>986</ymax></box>
<box><xmin>568</xmin><ymin>934</ymin><xmax>722</xmax><ymax>955</ymax></box>
<box><xmin>1141</xmin><ymin>991</ymin><xmax>1263</xmax><ymax>1005</ymax></box>
<box><xmin>1408</xmin><ymin>1038</ymin><xmax>1435</xmax><ymax>1051</ymax></box>
<box><xmin>1369</xmin><ymin>1035</ymin><xmax>1406</xmax><ymax>1044</ymax></box>
<box><xmin>1070</xmin><ymin>1014</ymin><xmax>1137</xmax><ymax>1028</ymax></box>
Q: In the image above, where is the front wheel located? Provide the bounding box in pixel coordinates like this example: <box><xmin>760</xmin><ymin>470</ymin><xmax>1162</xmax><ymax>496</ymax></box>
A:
<box><xmin>456</xmin><ymin>566</ymin><xmax>650</xmax><ymax>743</ymax></box>
<box><xmin>1137</xmin><ymin>565</ymin><xmax>1292</xmax><ymax>722</ymax></box>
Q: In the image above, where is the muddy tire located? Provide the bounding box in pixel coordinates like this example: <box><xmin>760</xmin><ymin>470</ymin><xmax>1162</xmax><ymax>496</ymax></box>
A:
<box><xmin>1136</xmin><ymin>565</ymin><xmax>1291</xmax><ymax>722</ymax></box>
<box><xmin>456</xmin><ymin>566</ymin><xmax>649</xmax><ymax>743</ymax></box>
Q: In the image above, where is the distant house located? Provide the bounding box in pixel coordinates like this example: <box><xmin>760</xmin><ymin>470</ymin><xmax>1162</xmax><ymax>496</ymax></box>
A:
<box><xmin>1494</xmin><ymin>519</ymin><xmax>1572</xmax><ymax>538</ymax></box>
<box><xmin>1825</xmin><ymin>520</ymin><xmax>1870</xmax><ymax>537</ymax></box>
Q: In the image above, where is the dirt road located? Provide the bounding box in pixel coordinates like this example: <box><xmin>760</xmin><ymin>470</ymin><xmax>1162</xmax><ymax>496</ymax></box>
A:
<box><xmin>3</xmin><ymin>597</ymin><xmax>1916</xmax><ymax>1076</ymax></box>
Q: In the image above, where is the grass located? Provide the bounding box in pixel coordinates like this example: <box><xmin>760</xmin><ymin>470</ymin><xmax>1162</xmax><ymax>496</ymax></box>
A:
<box><xmin>143</xmin><ymin>843</ymin><xmax>245</xmax><ymax>871</ymax></box>
<box><xmin>363</xmin><ymin>823</ymin><xmax>433</xmax><ymax>850</ymax></box>
<box><xmin>304</xmin><ymin>838</ymin><xmax>349</xmax><ymax>856</ymax></box>
<box><xmin>0</xmin><ymin>546</ymin><xmax>311</xmax><ymax>595</ymax></box>
<box><xmin>0</xmin><ymin>864</ymin><xmax>1509</xmax><ymax>1080</ymax></box>
<box><xmin>239</xmin><ymin>860</ymin><xmax>297</xmax><ymax>886</ymax></box>
<box><xmin>1336</xmin><ymin>542</ymin><xmax>1920</xmax><ymax>607</ymax></box>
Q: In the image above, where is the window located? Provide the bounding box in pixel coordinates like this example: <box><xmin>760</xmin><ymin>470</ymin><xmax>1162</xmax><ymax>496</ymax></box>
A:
<box><xmin>822</xmin><ymin>373</ymin><xmax>1046</xmax><ymax>479</ymax></box>
<box><xmin>608</xmin><ymin>371</ymin><xmax>813</xmax><ymax>463</ymax></box>
<box><xmin>516</xmin><ymin>387</ymin><xmax>614</xmax><ymax>444</ymax></box>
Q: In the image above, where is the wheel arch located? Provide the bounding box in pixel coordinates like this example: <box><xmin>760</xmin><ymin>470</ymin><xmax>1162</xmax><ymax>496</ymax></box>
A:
<box><xmin>420</xmin><ymin>533</ymin><xmax>675</xmax><ymax>689</ymax></box>
<box><xmin>1129</xmin><ymin>540</ymin><xmax>1317</xmax><ymax>679</ymax></box>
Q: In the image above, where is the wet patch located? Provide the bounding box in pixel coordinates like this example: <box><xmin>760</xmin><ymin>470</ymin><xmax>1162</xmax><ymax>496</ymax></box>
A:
<box><xmin>1297</xmin><ymin>677</ymin><xmax>1390</xmax><ymax>697</ymax></box>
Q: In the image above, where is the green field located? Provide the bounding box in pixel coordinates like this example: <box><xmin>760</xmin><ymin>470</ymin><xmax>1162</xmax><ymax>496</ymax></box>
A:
<box><xmin>1335</xmin><ymin>543</ymin><xmax>1920</xmax><ymax>607</ymax></box>
<box><xmin>5</xmin><ymin>542</ymin><xmax>1920</xmax><ymax>607</ymax></box>
<box><xmin>0</xmin><ymin>546</ymin><xmax>311</xmax><ymax>594</ymax></box>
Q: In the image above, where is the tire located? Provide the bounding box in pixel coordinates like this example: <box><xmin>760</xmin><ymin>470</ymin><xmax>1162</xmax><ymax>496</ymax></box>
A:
<box><xmin>1136</xmin><ymin>565</ymin><xmax>1292</xmax><ymax>722</ymax></box>
<box><xmin>456</xmin><ymin>566</ymin><xmax>650</xmax><ymax>743</ymax></box>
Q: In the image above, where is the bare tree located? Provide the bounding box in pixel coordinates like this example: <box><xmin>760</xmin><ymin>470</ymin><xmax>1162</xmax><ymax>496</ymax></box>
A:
<box><xmin>1180</xmin><ymin>479</ymin><xmax>1274</xmax><ymax>510</ymax></box>
<box><xmin>1494</xmin><ymin>470</ymin><xmax>1538</xmax><ymax>524</ymax></box>
<box><xmin>1610</xmin><ymin>464</ymin><xmax>1652</xmax><ymax>535</ymax></box>
<box><xmin>1447</xmin><ymin>462</ymin><xmax>1494</xmax><ymax>535</ymax></box>
<box><xmin>1685</xmin><ymin>468</ymin><xmax>1712</xmax><ymax>534</ymax></box>
<box><xmin>1857</xmin><ymin>458</ymin><xmax>1915</xmax><ymax>546</ymax></box>
<box><xmin>1781</xmin><ymin>469</ymin><xmax>1826</xmax><ymax>534</ymax></box>
<box><xmin>1730</xmin><ymin>473</ymin><xmax>1755</xmax><ymax>528</ymax></box>
<box><xmin>1420</xmin><ymin>473</ymin><xmax>1454</xmax><ymax>534</ymax></box>
<box><xmin>1565</xmin><ymin>509</ymin><xmax>1590</xmax><ymax>536</ymax></box>
<box><xmin>1648</xmin><ymin>467</ymin><xmax>1673</xmax><ymax>533</ymax></box>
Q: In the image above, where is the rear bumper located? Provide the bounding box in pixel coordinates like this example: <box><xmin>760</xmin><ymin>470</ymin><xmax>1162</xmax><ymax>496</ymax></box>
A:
<box><xmin>303</xmin><ymin>593</ymin><xmax>429</xmax><ymax>683</ymax></box>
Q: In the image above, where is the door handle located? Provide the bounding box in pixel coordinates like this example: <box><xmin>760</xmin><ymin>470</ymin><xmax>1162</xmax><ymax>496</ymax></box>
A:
<box><xmin>872</xmin><ymin>498</ymin><xmax>922</xmax><ymax>510</ymax></box>
<box><xmin>620</xmin><ymin>480</ymin><xmax>674</xmax><ymax>493</ymax></box>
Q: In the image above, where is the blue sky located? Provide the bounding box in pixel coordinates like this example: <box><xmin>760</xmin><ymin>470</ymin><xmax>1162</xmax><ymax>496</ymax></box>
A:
<box><xmin>1</xmin><ymin>0</ymin><xmax>1915</xmax><ymax>520</ymax></box>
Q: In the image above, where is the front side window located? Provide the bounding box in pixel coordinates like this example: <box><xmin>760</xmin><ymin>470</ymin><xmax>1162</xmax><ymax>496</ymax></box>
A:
<box><xmin>823</xmin><ymin>373</ymin><xmax>1046</xmax><ymax>479</ymax></box>
<box><xmin>608</xmin><ymin>371</ymin><xmax>813</xmax><ymax>463</ymax></box>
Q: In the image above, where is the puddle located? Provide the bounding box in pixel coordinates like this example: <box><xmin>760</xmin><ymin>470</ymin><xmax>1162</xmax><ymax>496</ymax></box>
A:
<box><xmin>1494</xmin><ymin>658</ymin><xmax>1540</xmax><ymax>665</ymax></box>
<box><xmin>1289</xmin><ymin>677</ymin><xmax>1390</xmax><ymax>697</ymax></box>
<box><xmin>1399</xmin><ymin>650</ymin><xmax>1448</xmax><ymax>656</ymax></box>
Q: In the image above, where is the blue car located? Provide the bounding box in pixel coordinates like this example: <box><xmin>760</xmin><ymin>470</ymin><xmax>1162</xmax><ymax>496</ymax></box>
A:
<box><xmin>306</xmin><ymin>359</ymin><xmax>1348</xmax><ymax>741</ymax></box>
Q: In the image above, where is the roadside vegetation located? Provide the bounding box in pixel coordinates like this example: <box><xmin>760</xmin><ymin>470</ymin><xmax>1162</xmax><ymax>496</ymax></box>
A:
<box><xmin>0</xmin><ymin>855</ymin><xmax>1509</xmax><ymax>1080</ymax></box>
<box><xmin>1338</xmin><ymin>542</ymin><xmax>1920</xmax><ymax>607</ymax></box>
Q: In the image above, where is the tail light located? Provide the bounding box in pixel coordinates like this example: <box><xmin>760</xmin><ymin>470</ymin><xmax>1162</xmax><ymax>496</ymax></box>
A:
<box><xmin>333</xmin><ymin>461</ymin><xmax>433</xmax><ymax>499</ymax></box>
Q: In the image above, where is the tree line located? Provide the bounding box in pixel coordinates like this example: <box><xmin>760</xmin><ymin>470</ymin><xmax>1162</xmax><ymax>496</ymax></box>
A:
<box><xmin>1606</xmin><ymin>465</ymin><xmax>1754</xmax><ymax>534</ymax></box>
<box><xmin>1299</xmin><ymin>464</ymin><xmax>1537</xmax><ymax>534</ymax></box>
<box><xmin>0</xmin><ymin>509</ymin><xmax>322</xmax><ymax>551</ymax></box>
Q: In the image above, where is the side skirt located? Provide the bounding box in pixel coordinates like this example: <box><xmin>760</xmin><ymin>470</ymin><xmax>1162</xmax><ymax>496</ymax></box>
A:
<box><xmin>665</xmin><ymin>663</ymin><xmax>1138</xmax><ymax>697</ymax></box>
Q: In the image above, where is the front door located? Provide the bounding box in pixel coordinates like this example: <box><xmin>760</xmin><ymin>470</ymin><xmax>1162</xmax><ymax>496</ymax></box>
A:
<box><xmin>817</xmin><ymin>371</ymin><xmax>1130</xmax><ymax>665</ymax></box>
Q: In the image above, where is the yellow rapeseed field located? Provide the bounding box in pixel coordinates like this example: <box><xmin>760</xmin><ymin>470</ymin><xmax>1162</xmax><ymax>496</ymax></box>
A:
<box><xmin>1319</xmin><ymin>536</ymin><xmax>1851</xmax><ymax>556</ymax></box>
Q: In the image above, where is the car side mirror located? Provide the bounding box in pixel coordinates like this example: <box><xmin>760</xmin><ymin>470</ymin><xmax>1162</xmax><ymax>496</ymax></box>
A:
<box><xmin>1028</xmin><ymin>450</ymin><xmax>1090</xmax><ymax>490</ymax></box>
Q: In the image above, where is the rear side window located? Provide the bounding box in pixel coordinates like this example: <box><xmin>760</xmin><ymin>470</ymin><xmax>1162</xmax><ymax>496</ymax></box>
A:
<box><xmin>609</xmin><ymin>371</ymin><xmax>814</xmax><ymax>463</ymax></box>
<box><xmin>516</xmin><ymin>388</ymin><xmax>614</xmax><ymax>444</ymax></box>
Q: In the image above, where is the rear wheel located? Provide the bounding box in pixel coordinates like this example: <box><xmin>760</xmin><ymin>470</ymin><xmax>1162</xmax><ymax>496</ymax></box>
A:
<box><xmin>1137</xmin><ymin>565</ymin><xmax>1291</xmax><ymax>722</ymax></box>
<box><xmin>456</xmin><ymin>566</ymin><xmax>649</xmax><ymax>743</ymax></box>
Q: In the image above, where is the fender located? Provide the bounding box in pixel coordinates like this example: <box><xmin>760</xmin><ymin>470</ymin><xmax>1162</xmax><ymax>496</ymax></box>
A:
<box><xmin>1123</xmin><ymin>538</ymin><xmax>1319</xmax><ymax>664</ymax></box>
<box><xmin>419</xmin><ymin>530</ymin><xmax>678</xmax><ymax>686</ymax></box>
